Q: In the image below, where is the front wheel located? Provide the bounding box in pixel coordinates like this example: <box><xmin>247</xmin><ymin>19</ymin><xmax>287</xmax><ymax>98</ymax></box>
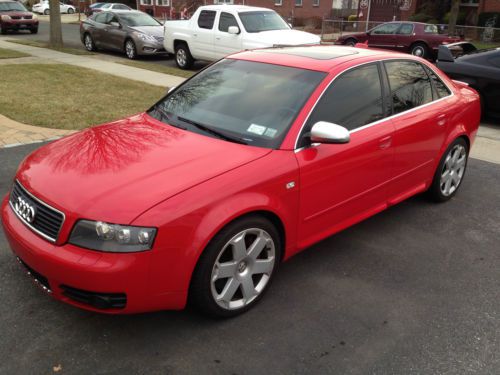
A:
<box><xmin>428</xmin><ymin>138</ymin><xmax>469</xmax><ymax>202</ymax></box>
<box><xmin>125</xmin><ymin>39</ymin><xmax>137</xmax><ymax>59</ymax></box>
<box><xmin>190</xmin><ymin>216</ymin><xmax>281</xmax><ymax>318</ymax></box>
<box><xmin>174</xmin><ymin>43</ymin><xmax>194</xmax><ymax>70</ymax></box>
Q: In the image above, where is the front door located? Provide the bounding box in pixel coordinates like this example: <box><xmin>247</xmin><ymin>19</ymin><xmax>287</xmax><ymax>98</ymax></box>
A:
<box><xmin>368</xmin><ymin>23</ymin><xmax>400</xmax><ymax>50</ymax></box>
<box><xmin>295</xmin><ymin>63</ymin><xmax>394</xmax><ymax>248</ymax></box>
<box><xmin>214</xmin><ymin>12</ymin><xmax>242</xmax><ymax>59</ymax></box>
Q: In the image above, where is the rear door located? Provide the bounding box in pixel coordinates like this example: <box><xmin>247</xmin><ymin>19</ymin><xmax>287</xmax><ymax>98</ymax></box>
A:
<box><xmin>295</xmin><ymin>63</ymin><xmax>395</xmax><ymax>247</ymax></box>
<box><xmin>192</xmin><ymin>9</ymin><xmax>216</xmax><ymax>60</ymax></box>
<box><xmin>383</xmin><ymin>60</ymin><xmax>452</xmax><ymax>203</ymax></box>
<box><xmin>214</xmin><ymin>11</ymin><xmax>243</xmax><ymax>59</ymax></box>
<box><xmin>91</xmin><ymin>12</ymin><xmax>111</xmax><ymax>48</ymax></box>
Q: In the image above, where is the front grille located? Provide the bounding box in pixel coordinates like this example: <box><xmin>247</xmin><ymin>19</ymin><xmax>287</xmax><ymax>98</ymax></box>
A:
<box><xmin>9</xmin><ymin>181</ymin><xmax>65</xmax><ymax>242</ymax></box>
<box><xmin>17</xmin><ymin>257</ymin><xmax>51</xmax><ymax>292</ymax></box>
<box><xmin>60</xmin><ymin>285</ymin><xmax>127</xmax><ymax>309</ymax></box>
<box><xmin>23</xmin><ymin>15</ymin><xmax>33</xmax><ymax>19</ymax></box>
<box><xmin>11</xmin><ymin>15</ymin><xmax>21</xmax><ymax>19</ymax></box>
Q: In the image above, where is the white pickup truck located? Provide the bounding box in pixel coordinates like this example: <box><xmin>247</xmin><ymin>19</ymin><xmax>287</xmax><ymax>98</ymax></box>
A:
<box><xmin>163</xmin><ymin>5</ymin><xmax>321</xmax><ymax>69</ymax></box>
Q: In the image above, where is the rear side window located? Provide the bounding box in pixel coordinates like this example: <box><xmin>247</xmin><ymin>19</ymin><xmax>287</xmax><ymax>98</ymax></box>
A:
<box><xmin>198</xmin><ymin>10</ymin><xmax>216</xmax><ymax>29</ymax></box>
<box><xmin>385</xmin><ymin>61</ymin><xmax>433</xmax><ymax>114</ymax></box>
<box><xmin>424</xmin><ymin>24</ymin><xmax>438</xmax><ymax>34</ymax></box>
<box><xmin>306</xmin><ymin>64</ymin><xmax>384</xmax><ymax>132</ymax></box>
<box><xmin>372</xmin><ymin>23</ymin><xmax>400</xmax><ymax>35</ymax></box>
<box><xmin>219</xmin><ymin>12</ymin><xmax>238</xmax><ymax>32</ymax></box>
<box><xmin>398</xmin><ymin>24</ymin><xmax>413</xmax><ymax>35</ymax></box>
<box><xmin>425</xmin><ymin>67</ymin><xmax>451</xmax><ymax>99</ymax></box>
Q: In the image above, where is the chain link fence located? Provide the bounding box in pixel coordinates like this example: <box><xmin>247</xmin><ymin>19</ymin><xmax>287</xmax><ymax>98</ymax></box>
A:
<box><xmin>321</xmin><ymin>20</ymin><xmax>500</xmax><ymax>45</ymax></box>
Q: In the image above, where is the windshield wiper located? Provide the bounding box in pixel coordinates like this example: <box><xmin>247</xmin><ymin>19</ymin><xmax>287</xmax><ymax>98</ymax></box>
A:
<box><xmin>151</xmin><ymin>105</ymin><xmax>186</xmax><ymax>130</ymax></box>
<box><xmin>178</xmin><ymin>116</ymin><xmax>248</xmax><ymax>145</ymax></box>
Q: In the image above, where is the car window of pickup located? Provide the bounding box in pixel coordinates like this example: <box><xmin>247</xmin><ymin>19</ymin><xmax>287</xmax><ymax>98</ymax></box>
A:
<box><xmin>198</xmin><ymin>10</ymin><xmax>216</xmax><ymax>29</ymax></box>
<box><xmin>219</xmin><ymin>12</ymin><xmax>238</xmax><ymax>32</ymax></box>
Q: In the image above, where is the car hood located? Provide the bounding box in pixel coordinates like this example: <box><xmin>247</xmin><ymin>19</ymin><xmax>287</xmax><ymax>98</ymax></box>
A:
<box><xmin>247</xmin><ymin>29</ymin><xmax>321</xmax><ymax>46</ymax></box>
<box><xmin>129</xmin><ymin>25</ymin><xmax>164</xmax><ymax>37</ymax></box>
<box><xmin>16</xmin><ymin>113</ymin><xmax>271</xmax><ymax>224</ymax></box>
<box><xmin>1</xmin><ymin>10</ymin><xmax>33</xmax><ymax>16</ymax></box>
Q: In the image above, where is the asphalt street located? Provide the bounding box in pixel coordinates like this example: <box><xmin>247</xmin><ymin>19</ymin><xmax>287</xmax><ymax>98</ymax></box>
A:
<box><xmin>6</xmin><ymin>21</ymin><xmax>207</xmax><ymax>70</ymax></box>
<box><xmin>0</xmin><ymin>141</ymin><xmax>499</xmax><ymax>374</ymax></box>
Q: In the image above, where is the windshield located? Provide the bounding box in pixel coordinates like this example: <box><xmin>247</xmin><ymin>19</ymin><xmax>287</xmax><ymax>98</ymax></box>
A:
<box><xmin>148</xmin><ymin>59</ymin><xmax>326</xmax><ymax>149</ymax></box>
<box><xmin>0</xmin><ymin>2</ymin><xmax>27</xmax><ymax>11</ymax></box>
<box><xmin>119</xmin><ymin>13</ymin><xmax>160</xmax><ymax>26</ymax></box>
<box><xmin>238</xmin><ymin>11</ymin><xmax>290</xmax><ymax>33</ymax></box>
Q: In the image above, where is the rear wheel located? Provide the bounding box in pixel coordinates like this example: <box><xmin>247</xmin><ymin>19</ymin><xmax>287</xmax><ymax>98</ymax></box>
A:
<box><xmin>44</xmin><ymin>9</ymin><xmax>49</xmax><ymax>15</ymax></box>
<box><xmin>190</xmin><ymin>215</ymin><xmax>281</xmax><ymax>318</ymax></box>
<box><xmin>68</xmin><ymin>8</ymin><xmax>74</xmax><ymax>14</ymax></box>
<box><xmin>344</xmin><ymin>38</ymin><xmax>357</xmax><ymax>46</ymax></box>
<box><xmin>410</xmin><ymin>42</ymin><xmax>428</xmax><ymax>58</ymax></box>
<box><xmin>175</xmin><ymin>43</ymin><xmax>194</xmax><ymax>70</ymax></box>
<box><xmin>428</xmin><ymin>138</ymin><xmax>469</xmax><ymax>202</ymax></box>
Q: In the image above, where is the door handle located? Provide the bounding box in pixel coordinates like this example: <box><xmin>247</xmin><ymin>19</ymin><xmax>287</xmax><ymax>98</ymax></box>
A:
<box><xmin>379</xmin><ymin>135</ymin><xmax>392</xmax><ymax>149</ymax></box>
<box><xmin>437</xmin><ymin>114</ymin><xmax>447</xmax><ymax>126</ymax></box>
<box><xmin>193</xmin><ymin>33</ymin><xmax>197</xmax><ymax>37</ymax></box>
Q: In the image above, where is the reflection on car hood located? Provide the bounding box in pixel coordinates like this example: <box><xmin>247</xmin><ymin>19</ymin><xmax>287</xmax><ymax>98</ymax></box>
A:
<box><xmin>16</xmin><ymin>113</ymin><xmax>271</xmax><ymax>224</ymax></box>
<box><xmin>129</xmin><ymin>25</ymin><xmax>164</xmax><ymax>37</ymax></box>
<box><xmin>247</xmin><ymin>29</ymin><xmax>321</xmax><ymax>46</ymax></box>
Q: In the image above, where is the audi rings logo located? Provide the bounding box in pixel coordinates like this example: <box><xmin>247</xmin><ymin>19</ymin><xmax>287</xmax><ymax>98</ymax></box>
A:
<box><xmin>14</xmin><ymin>196</ymin><xmax>36</xmax><ymax>223</ymax></box>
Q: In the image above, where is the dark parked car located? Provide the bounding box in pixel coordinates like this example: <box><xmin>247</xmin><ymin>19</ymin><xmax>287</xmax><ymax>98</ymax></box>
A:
<box><xmin>335</xmin><ymin>22</ymin><xmax>460</xmax><ymax>59</ymax></box>
<box><xmin>437</xmin><ymin>42</ymin><xmax>500</xmax><ymax>118</ymax></box>
<box><xmin>0</xmin><ymin>0</ymin><xmax>38</xmax><ymax>34</ymax></box>
<box><xmin>80</xmin><ymin>10</ymin><xmax>165</xmax><ymax>59</ymax></box>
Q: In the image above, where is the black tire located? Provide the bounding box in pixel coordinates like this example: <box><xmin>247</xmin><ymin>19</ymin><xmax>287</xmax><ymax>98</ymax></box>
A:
<box><xmin>428</xmin><ymin>138</ymin><xmax>469</xmax><ymax>202</ymax></box>
<box><xmin>174</xmin><ymin>43</ymin><xmax>194</xmax><ymax>70</ymax></box>
<box><xmin>68</xmin><ymin>8</ymin><xmax>74</xmax><ymax>14</ymax></box>
<box><xmin>30</xmin><ymin>28</ymin><xmax>38</xmax><ymax>34</ymax></box>
<box><xmin>44</xmin><ymin>9</ymin><xmax>49</xmax><ymax>15</ymax></box>
<box><xmin>410</xmin><ymin>42</ymin><xmax>428</xmax><ymax>59</ymax></box>
<box><xmin>189</xmin><ymin>215</ymin><xmax>282</xmax><ymax>318</ymax></box>
<box><xmin>83</xmin><ymin>33</ymin><xmax>96</xmax><ymax>51</ymax></box>
<box><xmin>344</xmin><ymin>38</ymin><xmax>357</xmax><ymax>46</ymax></box>
<box><xmin>125</xmin><ymin>39</ymin><xmax>137</xmax><ymax>59</ymax></box>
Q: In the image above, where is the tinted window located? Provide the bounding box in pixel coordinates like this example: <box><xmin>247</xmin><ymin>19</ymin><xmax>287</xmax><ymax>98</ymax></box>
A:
<box><xmin>218</xmin><ymin>12</ymin><xmax>238</xmax><ymax>32</ymax></box>
<box><xmin>372</xmin><ymin>23</ymin><xmax>400</xmax><ymax>34</ymax></box>
<box><xmin>198</xmin><ymin>10</ymin><xmax>216</xmax><ymax>29</ymax></box>
<box><xmin>149</xmin><ymin>60</ymin><xmax>326</xmax><ymax>149</ymax></box>
<box><xmin>398</xmin><ymin>24</ymin><xmax>413</xmax><ymax>35</ymax></box>
<box><xmin>385</xmin><ymin>61</ymin><xmax>433</xmax><ymax>114</ymax></box>
<box><xmin>425</xmin><ymin>67</ymin><xmax>451</xmax><ymax>99</ymax></box>
<box><xmin>306</xmin><ymin>64</ymin><xmax>384</xmax><ymax>133</ymax></box>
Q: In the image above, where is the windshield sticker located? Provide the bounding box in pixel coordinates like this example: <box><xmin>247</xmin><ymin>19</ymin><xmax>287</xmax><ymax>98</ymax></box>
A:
<box><xmin>247</xmin><ymin>124</ymin><xmax>267</xmax><ymax>136</ymax></box>
<box><xmin>264</xmin><ymin>128</ymin><xmax>278</xmax><ymax>138</ymax></box>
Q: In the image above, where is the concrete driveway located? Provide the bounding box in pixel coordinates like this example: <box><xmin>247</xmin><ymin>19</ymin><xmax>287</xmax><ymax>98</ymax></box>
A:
<box><xmin>0</xmin><ymin>136</ymin><xmax>499</xmax><ymax>373</ymax></box>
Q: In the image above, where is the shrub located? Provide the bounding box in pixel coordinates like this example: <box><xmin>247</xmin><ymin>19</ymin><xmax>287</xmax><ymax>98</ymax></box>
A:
<box><xmin>409</xmin><ymin>13</ymin><xmax>433</xmax><ymax>23</ymax></box>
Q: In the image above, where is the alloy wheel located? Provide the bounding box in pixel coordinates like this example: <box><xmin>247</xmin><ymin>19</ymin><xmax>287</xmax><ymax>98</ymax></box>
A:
<box><xmin>84</xmin><ymin>35</ymin><xmax>93</xmax><ymax>51</ymax></box>
<box><xmin>412</xmin><ymin>46</ymin><xmax>424</xmax><ymax>57</ymax></box>
<box><xmin>125</xmin><ymin>41</ymin><xmax>136</xmax><ymax>59</ymax></box>
<box><xmin>440</xmin><ymin>144</ymin><xmax>467</xmax><ymax>196</ymax></box>
<box><xmin>210</xmin><ymin>228</ymin><xmax>276</xmax><ymax>310</ymax></box>
<box><xmin>176</xmin><ymin>49</ymin><xmax>187</xmax><ymax>67</ymax></box>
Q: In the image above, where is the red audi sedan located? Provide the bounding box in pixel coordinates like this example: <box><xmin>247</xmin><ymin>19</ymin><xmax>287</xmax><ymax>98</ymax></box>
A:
<box><xmin>1</xmin><ymin>46</ymin><xmax>480</xmax><ymax>317</ymax></box>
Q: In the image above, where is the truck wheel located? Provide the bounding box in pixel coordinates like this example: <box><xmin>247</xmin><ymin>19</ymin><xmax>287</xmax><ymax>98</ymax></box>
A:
<box><xmin>175</xmin><ymin>43</ymin><xmax>194</xmax><ymax>70</ymax></box>
<box><xmin>410</xmin><ymin>42</ymin><xmax>428</xmax><ymax>58</ymax></box>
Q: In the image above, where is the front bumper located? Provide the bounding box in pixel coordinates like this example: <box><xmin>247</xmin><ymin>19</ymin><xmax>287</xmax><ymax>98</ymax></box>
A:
<box><xmin>1</xmin><ymin>19</ymin><xmax>38</xmax><ymax>30</ymax></box>
<box><xmin>1</xmin><ymin>196</ymin><xmax>186</xmax><ymax>314</ymax></box>
<box><xmin>135</xmin><ymin>39</ymin><xmax>167</xmax><ymax>56</ymax></box>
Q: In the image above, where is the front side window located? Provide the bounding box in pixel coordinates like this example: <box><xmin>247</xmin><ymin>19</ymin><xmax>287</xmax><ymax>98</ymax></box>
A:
<box><xmin>198</xmin><ymin>10</ymin><xmax>216</xmax><ymax>29</ymax></box>
<box><xmin>385</xmin><ymin>61</ymin><xmax>433</xmax><ymax>114</ymax></box>
<box><xmin>239</xmin><ymin>11</ymin><xmax>290</xmax><ymax>33</ymax></box>
<box><xmin>304</xmin><ymin>64</ymin><xmax>384</xmax><ymax>137</ymax></box>
<box><xmin>398</xmin><ymin>23</ymin><xmax>413</xmax><ymax>35</ymax></box>
<box><xmin>218</xmin><ymin>12</ymin><xmax>238</xmax><ymax>32</ymax></box>
<box><xmin>148</xmin><ymin>59</ymin><xmax>326</xmax><ymax>149</ymax></box>
<box><xmin>372</xmin><ymin>23</ymin><xmax>400</xmax><ymax>35</ymax></box>
<box><xmin>94</xmin><ymin>12</ymin><xmax>109</xmax><ymax>23</ymax></box>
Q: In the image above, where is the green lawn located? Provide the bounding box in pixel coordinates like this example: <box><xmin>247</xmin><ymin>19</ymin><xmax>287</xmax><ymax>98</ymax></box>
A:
<box><xmin>0</xmin><ymin>47</ymin><xmax>30</xmax><ymax>59</ymax></box>
<box><xmin>472</xmin><ymin>42</ymin><xmax>500</xmax><ymax>50</ymax></box>
<box><xmin>6</xmin><ymin>39</ymin><xmax>94</xmax><ymax>55</ymax></box>
<box><xmin>0</xmin><ymin>64</ymin><xmax>165</xmax><ymax>130</ymax></box>
<box><xmin>117</xmin><ymin>60</ymin><xmax>195</xmax><ymax>78</ymax></box>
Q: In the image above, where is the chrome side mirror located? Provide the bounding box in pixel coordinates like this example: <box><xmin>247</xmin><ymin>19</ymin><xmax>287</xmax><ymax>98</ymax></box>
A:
<box><xmin>228</xmin><ymin>26</ymin><xmax>240</xmax><ymax>35</ymax></box>
<box><xmin>310</xmin><ymin>121</ymin><xmax>350</xmax><ymax>144</ymax></box>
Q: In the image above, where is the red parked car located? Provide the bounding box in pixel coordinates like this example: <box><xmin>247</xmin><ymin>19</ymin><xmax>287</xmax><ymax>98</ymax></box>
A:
<box><xmin>1</xmin><ymin>46</ymin><xmax>480</xmax><ymax>317</ymax></box>
<box><xmin>335</xmin><ymin>22</ymin><xmax>460</xmax><ymax>59</ymax></box>
<box><xmin>0</xmin><ymin>0</ymin><xmax>38</xmax><ymax>34</ymax></box>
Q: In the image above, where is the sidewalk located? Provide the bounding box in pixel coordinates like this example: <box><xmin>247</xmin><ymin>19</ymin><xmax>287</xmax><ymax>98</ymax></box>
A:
<box><xmin>0</xmin><ymin>39</ymin><xmax>185</xmax><ymax>88</ymax></box>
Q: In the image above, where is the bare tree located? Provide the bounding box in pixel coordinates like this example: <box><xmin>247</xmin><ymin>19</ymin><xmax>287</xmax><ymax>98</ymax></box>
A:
<box><xmin>448</xmin><ymin>0</ymin><xmax>460</xmax><ymax>36</ymax></box>
<box><xmin>48</xmin><ymin>0</ymin><xmax>63</xmax><ymax>47</ymax></box>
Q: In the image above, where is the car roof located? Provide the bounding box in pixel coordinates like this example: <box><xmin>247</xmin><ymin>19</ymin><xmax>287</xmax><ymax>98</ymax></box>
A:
<box><xmin>230</xmin><ymin>45</ymin><xmax>414</xmax><ymax>73</ymax></box>
<box><xmin>0</xmin><ymin>0</ymin><xmax>17</xmax><ymax>3</ymax></box>
<box><xmin>198</xmin><ymin>4</ymin><xmax>272</xmax><ymax>12</ymax></box>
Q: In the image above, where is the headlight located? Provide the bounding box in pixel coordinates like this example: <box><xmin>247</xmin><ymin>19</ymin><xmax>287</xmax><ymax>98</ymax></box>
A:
<box><xmin>1</xmin><ymin>15</ymin><xmax>11</xmax><ymax>20</ymax></box>
<box><xmin>136</xmin><ymin>33</ymin><xmax>157</xmax><ymax>42</ymax></box>
<box><xmin>32</xmin><ymin>14</ymin><xmax>38</xmax><ymax>20</ymax></box>
<box><xmin>69</xmin><ymin>220</ymin><xmax>157</xmax><ymax>252</ymax></box>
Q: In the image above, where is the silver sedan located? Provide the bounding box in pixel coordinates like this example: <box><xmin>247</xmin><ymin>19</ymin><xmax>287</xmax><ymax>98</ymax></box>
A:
<box><xmin>80</xmin><ymin>10</ymin><xmax>166</xmax><ymax>59</ymax></box>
